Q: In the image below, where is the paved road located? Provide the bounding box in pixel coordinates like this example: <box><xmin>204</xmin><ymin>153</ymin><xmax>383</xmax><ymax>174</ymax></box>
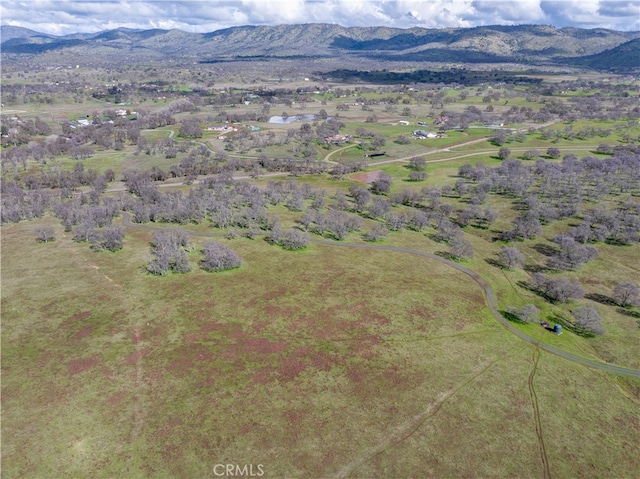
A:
<box><xmin>121</xmin><ymin>213</ymin><xmax>640</xmax><ymax>378</ymax></box>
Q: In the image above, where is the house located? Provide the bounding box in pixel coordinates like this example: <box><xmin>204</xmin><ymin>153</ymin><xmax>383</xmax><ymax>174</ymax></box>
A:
<box><xmin>325</xmin><ymin>134</ymin><xmax>351</xmax><ymax>145</ymax></box>
<box><xmin>412</xmin><ymin>130</ymin><xmax>438</xmax><ymax>139</ymax></box>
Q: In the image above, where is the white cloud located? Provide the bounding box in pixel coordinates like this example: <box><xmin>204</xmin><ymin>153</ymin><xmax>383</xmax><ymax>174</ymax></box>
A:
<box><xmin>1</xmin><ymin>0</ymin><xmax>638</xmax><ymax>35</ymax></box>
<box><xmin>540</xmin><ymin>0</ymin><xmax>640</xmax><ymax>30</ymax></box>
<box><xmin>473</xmin><ymin>0</ymin><xmax>546</xmax><ymax>23</ymax></box>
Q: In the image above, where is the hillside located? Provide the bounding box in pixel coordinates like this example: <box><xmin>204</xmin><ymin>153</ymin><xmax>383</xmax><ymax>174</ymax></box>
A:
<box><xmin>2</xmin><ymin>23</ymin><xmax>639</xmax><ymax>71</ymax></box>
<box><xmin>566</xmin><ymin>38</ymin><xmax>640</xmax><ymax>71</ymax></box>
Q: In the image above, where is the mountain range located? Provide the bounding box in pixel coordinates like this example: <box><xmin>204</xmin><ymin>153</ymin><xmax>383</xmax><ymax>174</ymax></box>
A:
<box><xmin>2</xmin><ymin>23</ymin><xmax>639</xmax><ymax>71</ymax></box>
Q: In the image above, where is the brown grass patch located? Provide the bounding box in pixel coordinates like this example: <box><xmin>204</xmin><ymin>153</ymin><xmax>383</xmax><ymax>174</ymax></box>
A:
<box><xmin>125</xmin><ymin>349</ymin><xmax>149</xmax><ymax>366</ymax></box>
<box><xmin>74</xmin><ymin>325</ymin><xmax>94</xmax><ymax>341</ymax></box>
<box><xmin>67</xmin><ymin>355</ymin><xmax>100</xmax><ymax>375</ymax></box>
<box><xmin>350</xmin><ymin>170</ymin><xmax>382</xmax><ymax>184</ymax></box>
<box><xmin>107</xmin><ymin>391</ymin><xmax>126</xmax><ymax>406</ymax></box>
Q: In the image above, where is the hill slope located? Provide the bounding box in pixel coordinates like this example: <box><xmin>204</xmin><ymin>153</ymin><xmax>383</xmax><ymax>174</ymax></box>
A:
<box><xmin>2</xmin><ymin>23</ymin><xmax>639</xmax><ymax>71</ymax></box>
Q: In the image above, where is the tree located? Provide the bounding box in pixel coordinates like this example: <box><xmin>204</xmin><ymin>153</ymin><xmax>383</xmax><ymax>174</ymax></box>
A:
<box><xmin>271</xmin><ymin>228</ymin><xmax>309</xmax><ymax>250</ymax></box>
<box><xmin>201</xmin><ymin>241</ymin><xmax>242</xmax><ymax>272</ymax></box>
<box><xmin>409</xmin><ymin>157</ymin><xmax>426</xmax><ymax>171</ymax></box>
<box><xmin>34</xmin><ymin>226</ymin><xmax>55</xmax><ymax>243</ymax></box>
<box><xmin>498</xmin><ymin>147</ymin><xmax>511</xmax><ymax>160</ymax></box>
<box><xmin>409</xmin><ymin>170</ymin><xmax>428</xmax><ymax>181</ymax></box>
<box><xmin>596</xmin><ymin>143</ymin><xmax>613</xmax><ymax>154</ymax></box>
<box><xmin>363</xmin><ymin>224</ymin><xmax>389</xmax><ymax>242</ymax></box>
<box><xmin>147</xmin><ymin>229</ymin><xmax>192</xmax><ymax>275</ymax></box>
<box><xmin>506</xmin><ymin>304</ymin><xmax>540</xmax><ymax>323</ymax></box>
<box><xmin>530</xmin><ymin>273</ymin><xmax>583</xmax><ymax>303</ymax></box>
<box><xmin>613</xmin><ymin>282</ymin><xmax>640</xmax><ymax>307</ymax></box>
<box><xmin>409</xmin><ymin>211</ymin><xmax>431</xmax><ymax>232</ymax></box>
<box><xmin>510</xmin><ymin>215</ymin><xmax>542</xmax><ymax>240</ymax></box>
<box><xmin>179</xmin><ymin>118</ymin><xmax>202</xmax><ymax>139</ymax></box>
<box><xmin>548</xmin><ymin>235</ymin><xmax>598</xmax><ymax>271</ymax></box>
<box><xmin>522</xmin><ymin>148</ymin><xmax>540</xmax><ymax>160</ymax></box>
<box><xmin>386</xmin><ymin>213</ymin><xmax>407</xmax><ymax>231</ymax></box>
<box><xmin>90</xmin><ymin>225</ymin><xmax>125</xmax><ymax>252</ymax></box>
<box><xmin>367</xmin><ymin>197</ymin><xmax>390</xmax><ymax>218</ymax></box>
<box><xmin>546</xmin><ymin>147</ymin><xmax>561</xmax><ymax>159</ymax></box>
<box><xmin>371</xmin><ymin>173</ymin><xmax>392</xmax><ymax>195</ymax></box>
<box><xmin>492</xmin><ymin>131</ymin><xmax>507</xmax><ymax>146</ymax></box>
<box><xmin>498</xmin><ymin>246</ymin><xmax>525</xmax><ymax>269</ymax></box>
<box><xmin>448</xmin><ymin>236</ymin><xmax>473</xmax><ymax>260</ymax></box>
<box><xmin>395</xmin><ymin>134</ymin><xmax>411</xmax><ymax>144</ymax></box>
<box><xmin>349</xmin><ymin>186</ymin><xmax>371</xmax><ymax>212</ymax></box>
<box><xmin>572</xmin><ymin>306</ymin><xmax>605</xmax><ymax>335</ymax></box>
<box><xmin>371</xmin><ymin>135</ymin><xmax>386</xmax><ymax>150</ymax></box>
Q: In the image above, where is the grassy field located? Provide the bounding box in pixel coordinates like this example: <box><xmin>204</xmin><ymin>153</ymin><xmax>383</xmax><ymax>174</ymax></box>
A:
<box><xmin>2</xmin><ymin>217</ymin><xmax>640</xmax><ymax>478</ymax></box>
<box><xmin>3</xmin><ymin>73</ymin><xmax>640</xmax><ymax>478</ymax></box>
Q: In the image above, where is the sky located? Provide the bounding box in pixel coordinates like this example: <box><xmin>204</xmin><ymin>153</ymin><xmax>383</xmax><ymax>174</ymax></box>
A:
<box><xmin>2</xmin><ymin>0</ymin><xmax>639</xmax><ymax>36</ymax></box>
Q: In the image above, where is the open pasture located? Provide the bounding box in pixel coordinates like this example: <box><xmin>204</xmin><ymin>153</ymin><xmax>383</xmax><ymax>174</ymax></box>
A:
<box><xmin>2</xmin><ymin>220</ymin><xmax>639</xmax><ymax>478</ymax></box>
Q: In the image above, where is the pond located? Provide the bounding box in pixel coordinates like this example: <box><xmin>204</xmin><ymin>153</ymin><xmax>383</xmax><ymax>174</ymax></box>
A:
<box><xmin>268</xmin><ymin>114</ymin><xmax>317</xmax><ymax>124</ymax></box>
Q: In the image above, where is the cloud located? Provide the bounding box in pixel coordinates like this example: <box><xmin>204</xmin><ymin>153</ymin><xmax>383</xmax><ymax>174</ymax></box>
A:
<box><xmin>473</xmin><ymin>0</ymin><xmax>546</xmax><ymax>22</ymax></box>
<box><xmin>540</xmin><ymin>0</ymin><xmax>640</xmax><ymax>30</ymax></box>
<box><xmin>598</xmin><ymin>0</ymin><xmax>639</xmax><ymax>16</ymax></box>
<box><xmin>1</xmin><ymin>0</ymin><xmax>638</xmax><ymax>35</ymax></box>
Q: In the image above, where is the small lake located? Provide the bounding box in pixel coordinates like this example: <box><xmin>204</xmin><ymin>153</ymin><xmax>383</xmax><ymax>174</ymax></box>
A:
<box><xmin>268</xmin><ymin>114</ymin><xmax>317</xmax><ymax>124</ymax></box>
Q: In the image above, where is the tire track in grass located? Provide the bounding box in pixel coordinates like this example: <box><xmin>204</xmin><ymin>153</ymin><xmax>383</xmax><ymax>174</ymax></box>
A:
<box><xmin>528</xmin><ymin>347</ymin><xmax>551</xmax><ymax>479</ymax></box>
<box><xmin>331</xmin><ymin>348</ymin><xmax>524</xmax><ymax>479</ymax></box>
<box><xmin>130</xmin><ymin>323</ymin><xmax>145</xmax><ymax>442</ymax></box>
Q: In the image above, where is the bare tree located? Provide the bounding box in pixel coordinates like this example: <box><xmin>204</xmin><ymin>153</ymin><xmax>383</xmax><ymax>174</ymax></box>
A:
<box><xmin>506</xmin><ymin>304</ymin><xmax>540</xmax><ymax>323</ymax></box>
<box><xmin>498</xmin><ymin>246</ymin><xmax>525</xmax><ymax>270</ymax></box>
<box><xmin>448</xmin><ymin>236</ymin><xmax>473</xmax><ymax>260</ymax></box>
<box><xmin>613</xmin><ymin>282</ymin><xmax>640</xmax><ymax>307</ymax></box>
<box><xmin>409</xmin><ymin>157</ymin><xmax>426</xmax><ymax>171</ymax></box>
<box><xmin>363</xmin><ymin>224</ymin><xmax>389</xmax><ymax>242</ymax></box>
<box><xmin>370</xmin><ymin>173</ymin><xmax>392</xmax><ymax>195</ymax></box>
<box><xmin>271</xmin><ymin>227</ymin><xmax>309</xmax><ymax>250</ymax></box>
<box><xmin>572</xmin><ymin>306</ymin><xmax>605</xmax><ymax>335</ymax></box>
<box><xmin>147</xmin><ymin>229</ymin><xmax>192</xmax><ymax>274</ymax></box>
<box><xmin>530</xmin><ymin>273</ymin><xmax>584</xmax><ymax>303</ymax></box>
<box><xmin>201</xmin><ymin>241</ymin><xmax>242</xmax><ymax>272</ymax></box>
<box><xmin>34</xmin><ymin>226</ymin><xmax>55</xmax><ymax>243</ymax></box>
<box><xmin>498</xmin><ymin>147</ymin><xmax>511</xmax><ymax>160</ymax></box>
<box><xmin>90</xmin><ymin>225</ymin><xmax>125</xmax><ymax>252</ymax></box>
<box><xmin>548</xmin><ymin>234</ymin><xmax>598</xmax><ymax>271</ymax></box>
<box><xmin>349</xmin><ymin>186</ymin><xmax>371</xmax><ymax>212</ymax></box>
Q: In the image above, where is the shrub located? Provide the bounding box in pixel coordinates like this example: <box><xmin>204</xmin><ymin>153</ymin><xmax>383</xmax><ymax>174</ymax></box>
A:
<box><xmin>34</xmin><ymin>226</ymin><xmax>55</xmax><ymax>243</ymax></box>
<box><xmin>200</xmin><ymin>241</ymin><xmax>242</xmax><ymax>272</ymax></box>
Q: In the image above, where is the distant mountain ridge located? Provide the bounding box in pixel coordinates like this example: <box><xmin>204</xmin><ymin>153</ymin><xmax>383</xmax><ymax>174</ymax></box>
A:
<box><xmin>2</xmin><ymin>23</ymin><xmax>639</xmax><ymax>71</ymax></box>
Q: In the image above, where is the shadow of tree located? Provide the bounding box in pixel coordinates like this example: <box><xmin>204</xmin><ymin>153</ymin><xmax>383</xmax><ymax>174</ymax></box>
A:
<box><xmin>485</xmin><ymin>258</ymin><xmax>506</xmax><ymax>269</ymax></box>
<box><xmin>532</xmin><ymin>242</ymin><xmax>558</xmax><ymax>257</ymax></box>
<box><xmin>616</xmin><ymin>307</ymin><xmax>640</xmax><ymax>319</ymax></box>
<box><xmin>516</xmin><ymin>280</ymin><xmax>557</xmax><ymax>304</ymax></box>
<box><xmin>585</xmin><ymin>292</ymin><xmax>618</xmax><ymax>306</ymax></box>
<box><xmin>435</xmin><ymin>251</ymin><xmax>466</xmax><ymax>262</ymax></box>
<box><xmin>548</xmin><ymin>312</ymin><xmax>595</xmax><ymax>338</ymax></box>
<box><xmin>524</xmin><ymin>263</ymin><xmax>552</xmax><ymax>273</ymax></box>
<box><xmin>500</xmin><ymin>310</ymin><xmax>526</xmax><ymax>324</ymax></box>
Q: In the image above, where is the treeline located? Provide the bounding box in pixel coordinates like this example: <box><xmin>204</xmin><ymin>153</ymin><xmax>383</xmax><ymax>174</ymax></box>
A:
<box><xmin>322</xmin><ymin>69</ymin><xmax>544</xmax><ymax>86</ymax></box>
